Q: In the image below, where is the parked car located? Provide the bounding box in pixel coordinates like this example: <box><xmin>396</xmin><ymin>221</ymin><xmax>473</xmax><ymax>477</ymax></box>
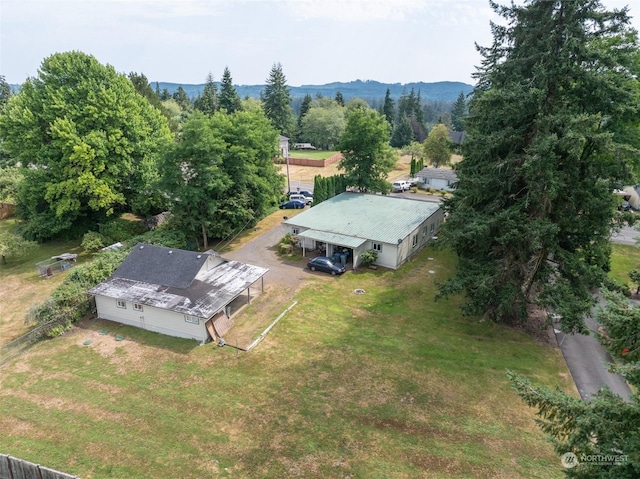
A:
<box><xmin>307</xmin><ymin>256</ymin><xmax>346</xmax><ymax>275</ymax></box>
<box><xmin>280</xmin><ymin>200</ymin><xmax>306</xmax><ymax>209</ymax></box>
<box><xmin>392</xmin><ymin>180</ymin><xmax>411</xmax><ymax>192</ymax></box>
<box><xmin>289</xmin><ymin>190</ymin><xmax>314</xmax><ymax>204</ymax></box>
<box><xmin>288</xmin><ymin>193</ymin><xmax>312</xmax><ymax>205</ymax></box>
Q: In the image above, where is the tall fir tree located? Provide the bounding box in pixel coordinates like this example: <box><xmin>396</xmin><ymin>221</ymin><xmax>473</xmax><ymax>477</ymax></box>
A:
<box><xmin>437</xmin><ymin>0</ymin><xmax>640</xmax><ymax>332</ymax></box>
<box><xmin>296</xmin><ymin>93</ymin><xmax>313</xmax><ymax>140</ymax></box>
<box><xmin>193</xmin><ymin>72</ymin><xmax>218</xmax><ymax>116</ymax></box>
<box><xmin>381</xmin><ymin>88</ymin><xmax>395</xmax><ymax>127</ymax></box>
<box><xmin>219</xmin><ymin>66</ymin><xmax>241</xmax><ymax>114</ymax></box>
<box><xmin>262</xmin><ymin>62</ymin><xmax>295</xmax><ymax>137</ymax></box>
<box><xmin>451</xmin><ymin>92</ymin><xmax>467</xmax><ymax>132</ymax></box>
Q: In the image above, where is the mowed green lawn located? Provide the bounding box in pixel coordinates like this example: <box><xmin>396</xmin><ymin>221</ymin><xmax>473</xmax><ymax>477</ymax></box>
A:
<box><xmin>288</xmin><ymin>150</ymin><xmax>339</xmax><ymax>160</ymax></box>
<box><xmin>0</xmin><ymin>246</ymin><xmax>573</xmax><ymax>478</ymax></box>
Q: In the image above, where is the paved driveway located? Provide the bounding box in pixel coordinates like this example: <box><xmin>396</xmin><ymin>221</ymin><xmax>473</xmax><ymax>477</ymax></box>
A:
<box><xmin>221</xmin><ymin>219</ymin><xmax>309</xmax><ymax>293</ymax></box>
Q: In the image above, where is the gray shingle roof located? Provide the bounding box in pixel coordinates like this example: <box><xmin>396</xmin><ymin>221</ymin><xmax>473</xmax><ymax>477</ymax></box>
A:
<box><xmin>89</xmin><ymin>247</ymin><xmax>268</xmax><ymax>318</ymax></box>
<box><xmin>416</xmin><ymin>167</ymin><xmax>458</xmax><ymax>181</ymax></box>
<box><xmin>284</xmin><ymin>192</ymin><xmax>440</xmax><ymax>245</ymax></box>
<box><xmin>112</xmin><ymin>243</ymin><xmax>207</xmax><ymax>289</ymax></box>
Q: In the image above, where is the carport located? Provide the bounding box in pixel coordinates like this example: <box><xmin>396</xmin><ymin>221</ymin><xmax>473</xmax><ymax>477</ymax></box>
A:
<box><xmin>296</xmin><ymin>229</ymin><xmax>367</xmax><ymax>270</ymax></box>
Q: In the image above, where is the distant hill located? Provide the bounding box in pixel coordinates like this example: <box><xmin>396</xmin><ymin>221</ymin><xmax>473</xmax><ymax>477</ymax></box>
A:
<box><xmin>154</xmin><ymin>80</ymin><xmax>474</xmax><ymax>102</ymax></box>
<box><xmin>8</xmin><ymin>79</ymin><xmax>474</xmax><ymax>102</ymax></box>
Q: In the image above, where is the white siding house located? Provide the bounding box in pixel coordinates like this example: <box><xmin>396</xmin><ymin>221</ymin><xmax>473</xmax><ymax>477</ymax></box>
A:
<box><xmin>415</xmin><ymin>167</ymin><xmax>458</xmax><ymax>192</ymax></box>
<box><xmin>89</xmin><ymin>244</ymin><xmax>268</xmax><ymax>343</ymax></box>
<box><xmin>284</xmin><ymin>193</ymin><xmax>443</xmax><ymax>270</ymax></box>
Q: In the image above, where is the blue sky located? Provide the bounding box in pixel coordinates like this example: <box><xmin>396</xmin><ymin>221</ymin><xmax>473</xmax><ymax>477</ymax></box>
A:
<box><xmin>1</xmin><ymin>0</ymin><xmax>638</xmax><ymax>87</ymax></box>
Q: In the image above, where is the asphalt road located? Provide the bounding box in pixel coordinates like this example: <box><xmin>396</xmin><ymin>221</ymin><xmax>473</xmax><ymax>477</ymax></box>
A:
<box><xmin>553</xmin><ymin>304</ymin><xmax>632</xmax><ymax>401</ymax></box>
<box><xmin>611</xmin><ymin>224</ymin><xmax>640</xmax><ymax>246</ymax></box>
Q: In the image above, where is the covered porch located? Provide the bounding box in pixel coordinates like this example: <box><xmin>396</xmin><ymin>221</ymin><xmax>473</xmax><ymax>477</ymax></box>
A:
<box><xmin>296</xmin><ymin>229</ymin><xmax>368</xmax><ymax>270</ymax></box>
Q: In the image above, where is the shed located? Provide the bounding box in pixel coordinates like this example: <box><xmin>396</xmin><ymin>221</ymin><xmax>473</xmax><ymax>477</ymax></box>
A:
<box><xmin>89</xmin><ymin>243</ymin><xmax>268</xmax><ymax>343</ymax></box>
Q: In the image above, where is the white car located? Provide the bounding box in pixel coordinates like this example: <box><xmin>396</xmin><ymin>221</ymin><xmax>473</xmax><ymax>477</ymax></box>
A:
<box><xmin>392</xmin><ymin>180</ymin><xmax>411</xmax><ymax>192</ymax></box>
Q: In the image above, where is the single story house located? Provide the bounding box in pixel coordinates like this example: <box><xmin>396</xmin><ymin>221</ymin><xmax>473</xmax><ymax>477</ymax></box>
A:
<box><xmin>284</xmin><ymin>192</ymin><xmax>444</xmax><ymax>270</ymax></box>
<box><xmin>415</xmin><ymin>167</ymin><xmax>458</xmax><ymax>192</ymax></box>
<box><xmin>89</xmin><ymin>243</ymin><xmax>268</xmax><ymax>343</ymax></box>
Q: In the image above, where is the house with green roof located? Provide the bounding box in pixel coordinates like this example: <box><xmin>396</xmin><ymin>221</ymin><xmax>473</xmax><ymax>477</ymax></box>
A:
<box><xmin>283</xmin><ymin>192</ymin><xmax>443</xmax><ymax>270</ymax></box>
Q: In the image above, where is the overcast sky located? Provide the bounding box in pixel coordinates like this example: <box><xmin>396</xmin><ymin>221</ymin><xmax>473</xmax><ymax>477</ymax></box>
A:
<box><xmin>1</xmin><ymin>0</ymin><xmax>638</xmax><ymax>87</ymax></box>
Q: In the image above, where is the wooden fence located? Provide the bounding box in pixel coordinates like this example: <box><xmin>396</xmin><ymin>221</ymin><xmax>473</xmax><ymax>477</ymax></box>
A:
<box><xmin>0</xmin><ymin>202</ymin><xmax>15</xmax><ymax>219</ymax></box>
<box><xmin>0</xmin><ymin>454</ymin><xmax>79</xmax><ymax>479</ymax></box>
<box><xmin>276</xmin><ymin>153</ymin><xmax>343</xmax><ymax>167</ymax></box>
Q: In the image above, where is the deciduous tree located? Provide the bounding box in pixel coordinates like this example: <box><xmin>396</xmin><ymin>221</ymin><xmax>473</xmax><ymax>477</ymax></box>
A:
<box><xmin>300</xmin><ymin>98</ymin><xmax>345</xmax><ymax>150</ymax></box>
<box><xmin>0</xmin><ymin>229</ymin><xmax>37</xmax><ymax>264</ymax></box>
<box><xmin>423</xmin><ymin>124</ymin><xmax>452</xmax><ymax>168</ymax></box>
<box><xmin>338</xmin><ymin>105</ymin><xmax>395</xmax><ymax>194</ymax></box>
<box><xmin>162</xmin><ymin>109</ymin><xmax>284</xmax><ymax>248</ymax></box>
<box><xmin>0</xmin><ymin>51</ymin><xmax>173</xmax><ymax>240</ymax></box>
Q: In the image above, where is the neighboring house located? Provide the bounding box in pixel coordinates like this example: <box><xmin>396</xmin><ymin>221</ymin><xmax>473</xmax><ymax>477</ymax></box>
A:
<box><xmin>415</xmin><ymin>167</ymin><xmax>458</xmax><ymax>192</ymax></box>
<box><xmin>279</xmin><ymin>135</ymin><xmax>289</xmax><ymax>159</ymax></box>
<box><xmin>619</xmin><ymin>186</ymin><xmax>640</xmax><ymax>210</ymax></box>
<box><xmin>284</xmin><ymin>192</ymin><xmax>443</xmax><ymax>270</ymax></box>
<box><xmin>89</xmin><ymin>243</ymin><xmax>268</xmax><ymax>343</ymax></box>
<box><xmin>449</xmin><ymin>131</ymin><xmax>466</xmax><ymax>145</ymax></box>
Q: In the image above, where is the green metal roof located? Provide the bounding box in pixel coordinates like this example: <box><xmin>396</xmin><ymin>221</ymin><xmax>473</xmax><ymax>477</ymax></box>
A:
<box><xmin>297</xmin><ymin>229</ymin><xmax>368</xmax><ymax>248</ymax></box>
<box><xmin>285</xmin><ymin>193</ymin><xmax>441</xmax><ymax>245</ymax></box>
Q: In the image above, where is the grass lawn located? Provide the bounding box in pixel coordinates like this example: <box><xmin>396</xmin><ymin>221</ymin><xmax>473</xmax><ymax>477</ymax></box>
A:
<box><xmin>288</xmin><ymin>150</ymin><xmax>338</xmax><ymax>160</ymax></box>
<box><xmin>0</xmin><ymin>245</ymin><xmax>573</xmax><ymax>479</ymax></box>
<box><xmin>610</xmin><ymin>243</ymin><xmax>640</xmax><ymax>290</ymax></box>
<box><xmin>0</xmin><ymin>219</ymin><xmax>87</xmax><ymax>344</ymax></box>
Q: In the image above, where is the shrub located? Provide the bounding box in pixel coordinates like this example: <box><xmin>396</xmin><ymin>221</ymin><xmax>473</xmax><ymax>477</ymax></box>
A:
<box><xmin>360</xmin><ymin>249</ymin><xmax>378</xmax><ymax>267</ymax></box>
<box><xmin>81</xmin><ymin>231</ymin><xmax>107</xmax><ymax>252</ymax></box>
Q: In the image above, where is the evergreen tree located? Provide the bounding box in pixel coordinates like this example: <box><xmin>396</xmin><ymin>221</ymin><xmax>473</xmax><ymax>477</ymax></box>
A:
<box><xmin>296</xmin><ymin>93</ymin><xmax>313</xmax><ymax>139</ymax></box>
<box><xmin>509</xmin><ymin>289</ymin><xmax>640</xmax><ymax>478</ymax></box>
<box><xmin>219</xmin><ymin>66</ymin><xmax>241</xmax><ymax>114</ymax></box>
<box><xmin>335</xmin><ymin>91</ymin><xmax>344</xmax><ymax>107</ymax></box>
<box><xmin>451</xmin><ymin>92</ymin><xmax>467</xmax><ymax>132</ymax></box>
<box><xmin>172</xmin><ymin>85</ymin><xmax>192</xmax><ymax>111</ymax></box>
<box><xmin>193</xmin><ymin>73</ymin><xmax>218</xmax><ymax>116</ymax></box>
<box><xmin>0</xmin><ymin>75</ymin><xmax>11</xmax><ymax>110</ymax></box>
<box><xmin>382</xmin><ymin>88</ymin><xmax>395</xmax><ymax>127</ymax></box>
<box><xmin>390</xmin><ymin>114</ymin><xmax>414</xmax><ymax>148</ymax></box>
<box><xmin>262</xmin><ymin>62</ymin><xmax>295</xmax><ymax>137</ymax></box>
<box><xmin>313</xmin><ymin>174</ymin><xmax>326</xmax><ymax>205</ymax></box>
<box><xmin>437</xmin><ymin>0</ymin><xmax>640</xmax><ymax>332</ymax></box>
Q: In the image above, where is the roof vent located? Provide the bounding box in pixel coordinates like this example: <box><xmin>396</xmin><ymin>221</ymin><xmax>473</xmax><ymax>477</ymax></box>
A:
<box><xmin>197</xmin><ymin>255</ymin><xmax>202</xmax><ymax>259</ymax></box>
<box><xmin>139</xmin><ymin>245</ymin><xmax>144</xmax><ymax>249</ymax></box>
<box><xmin>168</xmin><ymin>250</ymin><xmax>173</xmax><ymax>254</ymax></box>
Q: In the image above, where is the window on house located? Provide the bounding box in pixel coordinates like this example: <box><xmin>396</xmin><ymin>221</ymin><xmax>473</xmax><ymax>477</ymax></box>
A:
<box><xmin>431</xmin><ymin>223</ymin><xmax>435</xmax><ymax>233</ymax></box>
<box><xmin>292</xmin><ymin>227</ymin><xmax>300</xmax><ymax>235</ymax></box>
<box><xmin>412</xmin><ymin>235</ymin><xmax>418</xmax><ymax>247</ymax></box>
<box><xmin>422</xmin><ymin>227</ymin><xmax>428</xmax><ymax>237</ymax></box>
<box><xmin>372</xmin><ymin>242</ymin><xmax>382</xmax><ymax>252</ymax></box>
<box><xmin>184</xmin><ymin>315</ymin><xmax>199</xmax><ymax>324</ymax></box>
<box><xmin>133</xmin><ymin>303</ymin><xmax>143</xmax><ymax>312</ymax></box>
<box><xmin>116</xmin><ymin>300</ymin><xmax>126</xmax><ymax>309</ymax></box>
